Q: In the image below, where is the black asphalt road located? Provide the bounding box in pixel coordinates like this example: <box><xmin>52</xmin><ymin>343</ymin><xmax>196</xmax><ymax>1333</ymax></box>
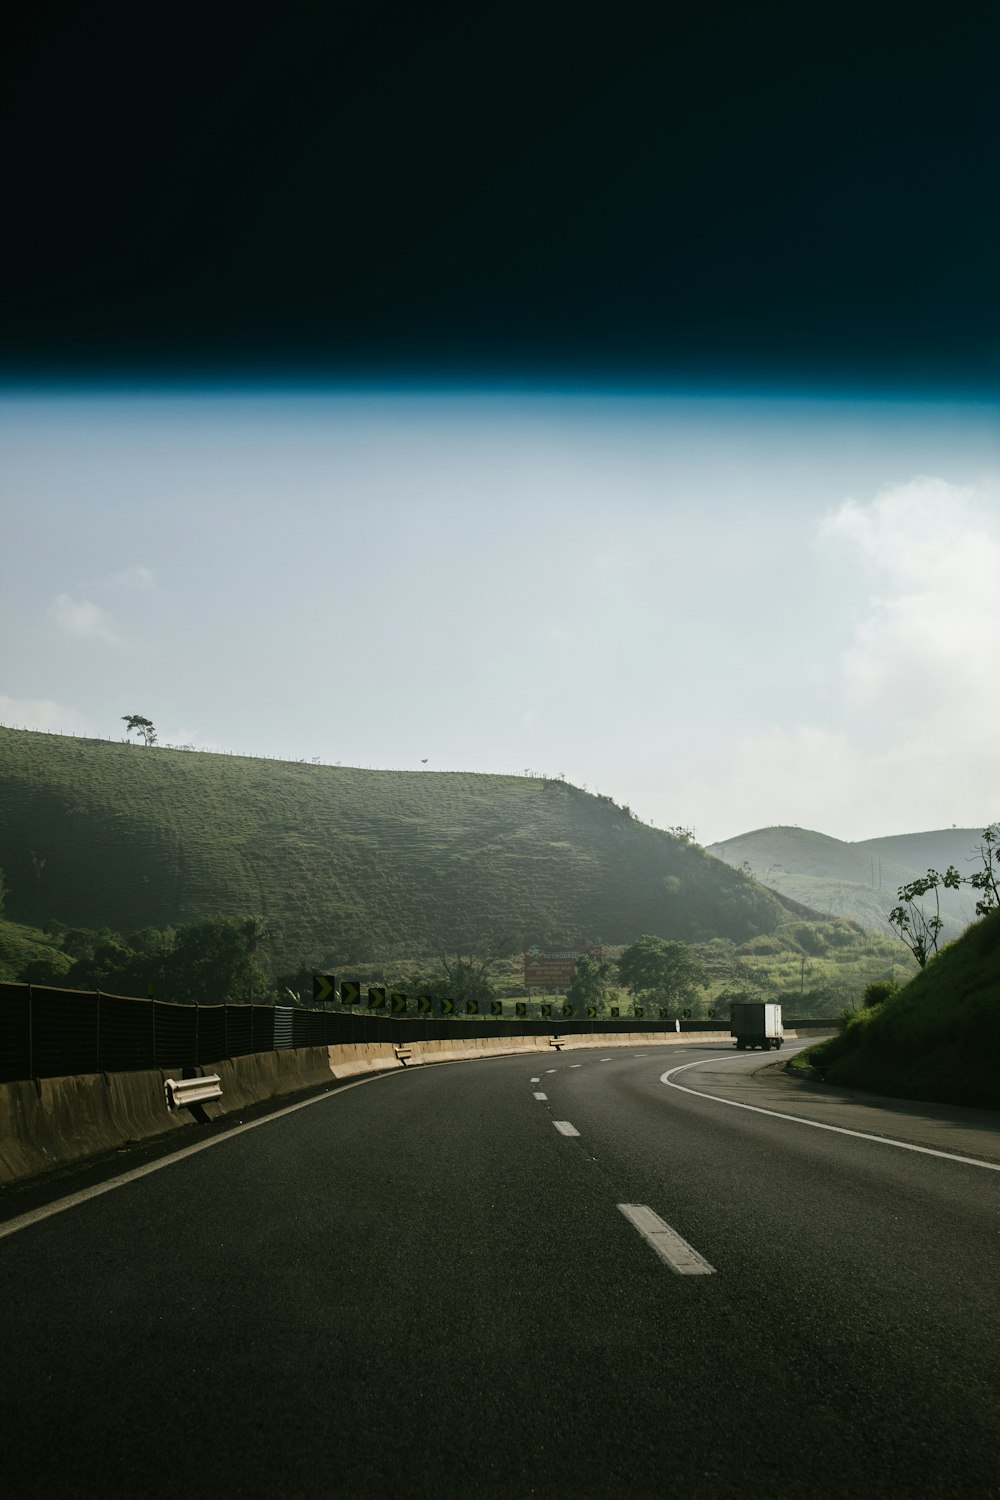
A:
<box><xmin>2</xmin><ymin>1044</ymin><xmax>999</xmax><ymax>1499</ymax></box>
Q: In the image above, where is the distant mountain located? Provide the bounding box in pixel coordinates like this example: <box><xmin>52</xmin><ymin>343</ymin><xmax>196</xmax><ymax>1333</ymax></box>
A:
<box><xmin>0</xmin><ymin>727</ymin><xmax>785</xmax><ymax>960</ymax></box>
<box><xmin>707</xmin><ymin>825</ymin><xmax>983</xmax><ymax>938</ymax></box>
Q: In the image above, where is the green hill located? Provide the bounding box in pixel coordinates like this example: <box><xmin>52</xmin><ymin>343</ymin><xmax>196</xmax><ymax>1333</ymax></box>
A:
<box><xmin>0</xmin><ymin>727</ymin><xmax>785</xmax><ymax>961</ymax></box>
<box><xmin>707</xmin><ymin>825</ymin><xmax>980</xmax><ymax>938</ymax></box>
<box><xmin>804</xmin><ymin>910</ymin><xmax>1000</xmax><ymax>1109</ymax></box>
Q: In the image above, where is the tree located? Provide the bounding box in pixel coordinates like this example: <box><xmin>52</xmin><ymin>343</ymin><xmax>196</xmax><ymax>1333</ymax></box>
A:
<box><xmin>967</xmin><ymin>822</ymin><xmax>1000</xmax><ymax>917</ymax></box>
<box><xmin>888</xmin><ymin>866</ymin><xmax>962</xmax><ymax>967</ymax></box>
<box><xmin>617</xmin><ymin>934</ymin><xmax>709</xmax><ymax>1014</ymax></box>
<box><xmin>565</xmin><ymin>954</ymin><xmax>617</xmax><ymax>1015</ymax></box>
<box><xmin>163</xmin><ymin>915</ymin><xmax>270</xmax><ymax>1003</ymax></box>
<box><xmin>122</xmin><ymin>714</ymin><xmax>157</xmax><ymax>746</ymax></box>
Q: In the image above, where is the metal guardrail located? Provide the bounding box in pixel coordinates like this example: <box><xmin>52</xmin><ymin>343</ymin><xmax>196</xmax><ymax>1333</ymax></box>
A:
<box><xmin>164</xmin><ymin>1075</ymin><xmax>223</xmax><ymax>1110</ymax></box>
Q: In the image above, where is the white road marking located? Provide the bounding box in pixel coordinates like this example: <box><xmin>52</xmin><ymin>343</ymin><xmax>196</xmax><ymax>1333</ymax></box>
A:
<box><xmin>530</xmin><ymin>1076</ymin><xmax>541</xmax><ymax>1083</ymax></box>
<box><xmin>545</xmin><ymin>1068</ymin><xmax>557</xmax><ymax>1074</ymax></box>
<box><xmin>0</xmin><ymin>1071</ymin><xmax>402</xmax><ymax>1242</ymax></box>
<box><xmin>553</xmin><ymin>1120</ymin><xmax>580</xmax><ymax>1137</ymax></box>
<box><xmin>618</xmin><ymin>1203</ymin><xmax>715</xmax><ymax>1275</ymax></box>
<box><xmin>600</xmin><ymin>1057</ymin><xmax>612</xmax><ymax>1062</ymax></box>
<box><xmin>533</xmin><ymin>1092</ymin><xmax>548</xmax><ymax>1101</ymax></box>
<box><xmin>569</xmin><ymin>1064</ymin><xmax>582</xmax><ymax>1069</ymax></box>
<box><xmin>661</xmin><ymin>1057</ymin><xmax>1000</xmax><ymax>1173</ymax></box>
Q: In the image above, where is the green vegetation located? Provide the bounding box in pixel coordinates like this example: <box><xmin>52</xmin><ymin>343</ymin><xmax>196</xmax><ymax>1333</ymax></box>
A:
<box><xmin>617</xmin><ymin>934</ymin><xmax>708</xmax><ymax>1013</ymax></box>
<box><xmin>0</xmin><ymin>727</ymin><xmax>785</xmax><ymax>960</ymax></box>
<box><xmin>800</xmin><ymin>910</ymin><xmax>1000</xmax><ymax>1109</ymax></box>
<box><xmin>708</xmin><ymin>824</ymin><xmax>981</xmax><ymax>938</ymax></box>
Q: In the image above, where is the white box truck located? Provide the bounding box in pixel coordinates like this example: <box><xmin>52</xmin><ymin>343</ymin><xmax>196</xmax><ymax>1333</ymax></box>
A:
<box><xmin>730</xmin><ymin>1001</ymin><xmax>784</xmax><ymax>1051</ymax></box>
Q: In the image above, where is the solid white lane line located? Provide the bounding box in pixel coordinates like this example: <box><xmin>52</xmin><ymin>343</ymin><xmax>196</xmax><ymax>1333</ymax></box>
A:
<box><xmin>553</xmin><ymin>1120</ymin><xmax>580</xmax><ymax>1137</ymax></box>
<box><xmin>660</xmin><ymin>1057</ymin><xmax>1000</xmax><ymax>1173</ymax></box>
<box><xmin>0</xmin><ymin>1071</ymin><xmax>401</xmax><ymax>1243</ymax></box>
<box><xmin>618</xmin><ymin>1203</ymin><xmax>716</xmax><ymax>1276</ymax></box>
<box><xmin>533</xmin><ymin>1092</ymin><xmax>548</xmax><ymax>1101</ymax></box>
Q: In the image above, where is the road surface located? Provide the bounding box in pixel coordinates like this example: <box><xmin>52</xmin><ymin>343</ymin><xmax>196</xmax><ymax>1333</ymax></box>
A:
<box><xmin>1</xmin><ymin>1042</ymin><xmax>998</xmax><ymax>1498</ymax></box>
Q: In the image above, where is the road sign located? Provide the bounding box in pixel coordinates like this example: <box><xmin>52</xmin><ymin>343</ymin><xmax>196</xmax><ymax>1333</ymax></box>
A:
<box><xmin>561</xmin><ymin>1003</ymin><xmax>573</xmax><ymax>1018</ymax></box>
<box><xmin>417</xmin><ymin>994</ymin><xmax>431</xmax><ymax>1014</ymax></box>
<box><xmin>523</xmin><ymin>945</ymin><xmax>603</xmax><ymax>987</ymax></box>
<box><xmin>466</xmin><ymin>999</ymin><xmax>479</xmax><ymax>1015</ymax></box>
<box><xmin>610</xmin><ymin>1007</ymin><xmax>620</xmax><ymax>1018</ymax></box>
<box><xmin>659</xmin><ymin>1008</ymin><xmax>670</xmax><ymax>1019</ymax></box>
<box><xmin>634</xmin><ymin>1007</ymin><xmax>644</xmax><ymax>1019</ymax></box>
<box><xmin>313</xmin><ymin>973</ymin><xmax>336</xmax><ymax>1004</ymax></box>
<box><xmin>541</xmin><ymin>1003</ymin><xmax>552</xmax><ymax>1018</ymax></box>
<box><xmin>586</xmin><ymin>1006</ymin><xmax>597</xmax><ymax>1019</ymax></box>
<box><xmin>390</xmin><ymin>992</ymin><xmax>407</xmax><ymax>1013</ymax></box>
<box><xmin>368</xmin><ymin>987</ymin><xmax>386</xmax><ymax>1010</ymax></box>
<box><xmin>440</xmin><ymin>997</ymin><xmax>454</xmax><ymax>1016</ymax></box>
<box><xmin>683</xmin><ymin>1008</ymin><xmax>692</xmax><ymax>1019</ymax></box>
<box><xmin>515</xmin><ymin>1002</ymin><xmax>527</xmax><ymax>1018</ymax></box>
<box><xmin>341</xmin><ymin>981</ymin><xmax>360</xmax><ymax>1006</ymax></box>
<box><xmin>490</xmin><ymin>1000</ymin><xmax>503</xmax><ymax>1016</ymax></box>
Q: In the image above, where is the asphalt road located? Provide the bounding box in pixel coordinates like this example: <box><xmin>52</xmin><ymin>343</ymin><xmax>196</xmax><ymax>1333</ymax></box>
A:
<box><xmin>1</xmin><ymin>1043</ymin><xmax>998</xmax><ymax>1499</ymax></box>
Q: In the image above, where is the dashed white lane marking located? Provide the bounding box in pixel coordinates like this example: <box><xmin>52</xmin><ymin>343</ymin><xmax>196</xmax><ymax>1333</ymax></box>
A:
<box><xmin>533</xmin><ymin>1092</ymin><xmax>548</xmax><ymax>1101</ymax></box>
<box><xmin>545</xmin><ymin>1068</ymin><xmax>558</xmax><ymax>1074</ymax></box>
<box><xmin>618</xmin><ymin>1203</ymin><xmax>716</xmax><ymax>1276</ymax></box>
<box><xmin>569</xmin><ymin>1064</ymin><xmax>582</xmax><ymax>1069</ymax></box>
<box><xmin>660</xmin><ymin>1057</ymin><xmax>1000</xmax><ymax>1173</ymax></box>
<box><xmin>530</xmin><ymin>1076</ymin><xmax>541</xmax><ymax>1083</ymax></box>
<box><xmin>600</xmin><ymin>1057</ymin><xmax>612</xmax><ymax>1062</ymax></box>
<box><xmin>553</xmin><ymin>1120</ymin><xmax>580</xmax><ymax>1137</ymax></box>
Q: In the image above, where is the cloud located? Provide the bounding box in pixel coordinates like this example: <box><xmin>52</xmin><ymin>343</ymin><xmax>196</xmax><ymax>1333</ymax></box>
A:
<box><xmin>682</xmin><ymin>478</ymin><xmax>1000</xmax><ymax>841</ymax></box>
<box><xmin>0</xmin><ymin>696</ymin><xmax>91</xmax><ymax>735</ymax></box>
<box><xmin>820</xmin><ymin>477</ymin><xmax>1000</xmax><ymax>738</ymax></box>
<box><xmin>105</xmin><ymin>565</ymin><xmax>155</xmax><ymax>592</ymax></box>
<box><xmin>49</xmin><ymin>593</ymin><xmax>122</xmax><ymax>644</ymax></box>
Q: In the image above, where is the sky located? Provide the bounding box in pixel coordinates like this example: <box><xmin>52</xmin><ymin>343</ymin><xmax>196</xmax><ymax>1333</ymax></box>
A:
<box><xmin>2</xmin><ymin>3</ymin><xmax>998</xmax><ymax>846</ymax></box>
<box><xmin>2</xmin><ymin>388</ymin><xmax>997</xmax><ymax>845</ymax></box>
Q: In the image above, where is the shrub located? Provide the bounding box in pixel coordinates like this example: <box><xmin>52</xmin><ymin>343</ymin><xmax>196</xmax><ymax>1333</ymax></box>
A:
<box><xmin>863</xmin><ymin>980</ymin><xmax>900</xmax><ymax>1006</ymax></box>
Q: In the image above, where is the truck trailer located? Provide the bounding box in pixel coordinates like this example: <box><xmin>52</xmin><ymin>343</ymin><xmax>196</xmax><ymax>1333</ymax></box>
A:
<box><xmin>730</xmin><ymin>1001</ymin><xmax>784</xmax><ymax>1051</ymax></box>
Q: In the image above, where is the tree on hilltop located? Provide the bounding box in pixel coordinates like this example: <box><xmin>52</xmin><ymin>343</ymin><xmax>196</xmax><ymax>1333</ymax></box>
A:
<box><xmin>122</xmin><ymin>714</ymin><xmax>157</xmax><ymax>746</ymax></box>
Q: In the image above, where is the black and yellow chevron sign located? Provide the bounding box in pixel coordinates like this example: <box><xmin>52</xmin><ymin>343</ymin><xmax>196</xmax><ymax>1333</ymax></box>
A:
<box><xmin>466</xmin><ymin>999</ymin><xmax>479</xmax><ymax>1015</ymax></box>
<box><xmin>440</xmin><ymin>997</ymin><xmax>454</xmax><ymax>1016</ymax></box>
<box><xmin>515</xmin><ymin>1002</ymin><xmax>527</xmax><ymax>1018</ymax></box>
<box><xmin>586</xmin><ymin>1006</ymin><xmax>597</xmax><ymax>1019</ymax></box>
<box><xmin>417</xmin><ymin>995</ymin><xmax>432</xmax><ymax>1014</ymax></box>
<box><xmin>341</xmin><ymin>981</ymin><xmax>360</xmax><ymax>1006</ymax></box>
<box><xmin>390</xmin><ymin>992</ymin><xmax>407</xmax><ymax>1013</ymax></box>
<box><xmin>541</xmin><ymin>1003</ymin><xmax>552</xmax><ymax>1018</ymax></box>
<box><xmin>634</xmin><ymin>1007</ymin><xmax>644</xmax><ymax>1019</ymax></box>
<box><xmin>368</xmin><ymin>987</ymin><xmax>386</xmax><ymax>1010</ymax></box>
<box><xmin>610</xmin><ymin>1007</ymin><xmax>620</xmax><ymax>1018</ymax></box>
<box><xmin>490</xmin><ymin>1000</ymin><xmax>503</xmax><ymax>1016</ymax></box>
<box><xmin>312</xmin><ymin>973</ymin><xmax>335</xmax><ymax>1003</ymax></box>
<box><xmin>659</xmin><ymin>1008</ymin><xmax>670</xmax><ymax>1019</ymax></box>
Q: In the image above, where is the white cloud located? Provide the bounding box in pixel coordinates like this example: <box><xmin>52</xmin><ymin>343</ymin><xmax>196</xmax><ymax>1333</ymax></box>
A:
<box><xmin>0</xmin><ymin>695</ymin><xmax>91</xmax><ymax>736</ymax></box>
<box><xmin>683</xmin><ymin>478</ymin><xmax>1000</xmax><ymax>841</ymax></box>
<box><xmin>49</xmin><ymin>593</ymin><xmax>122</xmax><ymax>644</ymax></box>
<box><xmin>105</xmin><ymin>565</ymin><xmax>155</xmax><ymax>592</ymax></box>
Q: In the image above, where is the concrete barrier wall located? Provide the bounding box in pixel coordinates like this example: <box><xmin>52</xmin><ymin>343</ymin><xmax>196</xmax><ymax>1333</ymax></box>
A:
<box><xmin>0</xmin><ymin>1045</ymin><xmax>335</xmax><ymax>1186</ymax></box>
<box><xmin>2</xmin><ymin>1028</ymin><xmax>835</xmax><ymax>1185</ymax></box>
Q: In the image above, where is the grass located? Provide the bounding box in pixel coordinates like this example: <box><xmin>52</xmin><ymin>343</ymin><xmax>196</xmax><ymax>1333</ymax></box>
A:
<box><xmin>800</xmin><ymin>909</ymin><xmax>1000</xmax><ymax>1109</ymax></box>
<box><xmin>1</xmin><ymin>727</ymin><xmax>786</xmax><ymax>960</ymax></box>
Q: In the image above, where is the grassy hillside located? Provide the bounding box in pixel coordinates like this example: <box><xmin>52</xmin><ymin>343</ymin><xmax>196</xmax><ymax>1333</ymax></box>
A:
<box><xmin>0</xmin><ymin>727</ymin><xmax>785</xmax><ymax>960</ymax></box>
<box><xmin>803</xmin><ymin>910</ymin><xmax>1000</xmax><ymax>1109</ymax></box>
<box><xmin>707</xmin><ymin>825</ymin><xmax>980</xmax><ymax>937</ymax></box>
